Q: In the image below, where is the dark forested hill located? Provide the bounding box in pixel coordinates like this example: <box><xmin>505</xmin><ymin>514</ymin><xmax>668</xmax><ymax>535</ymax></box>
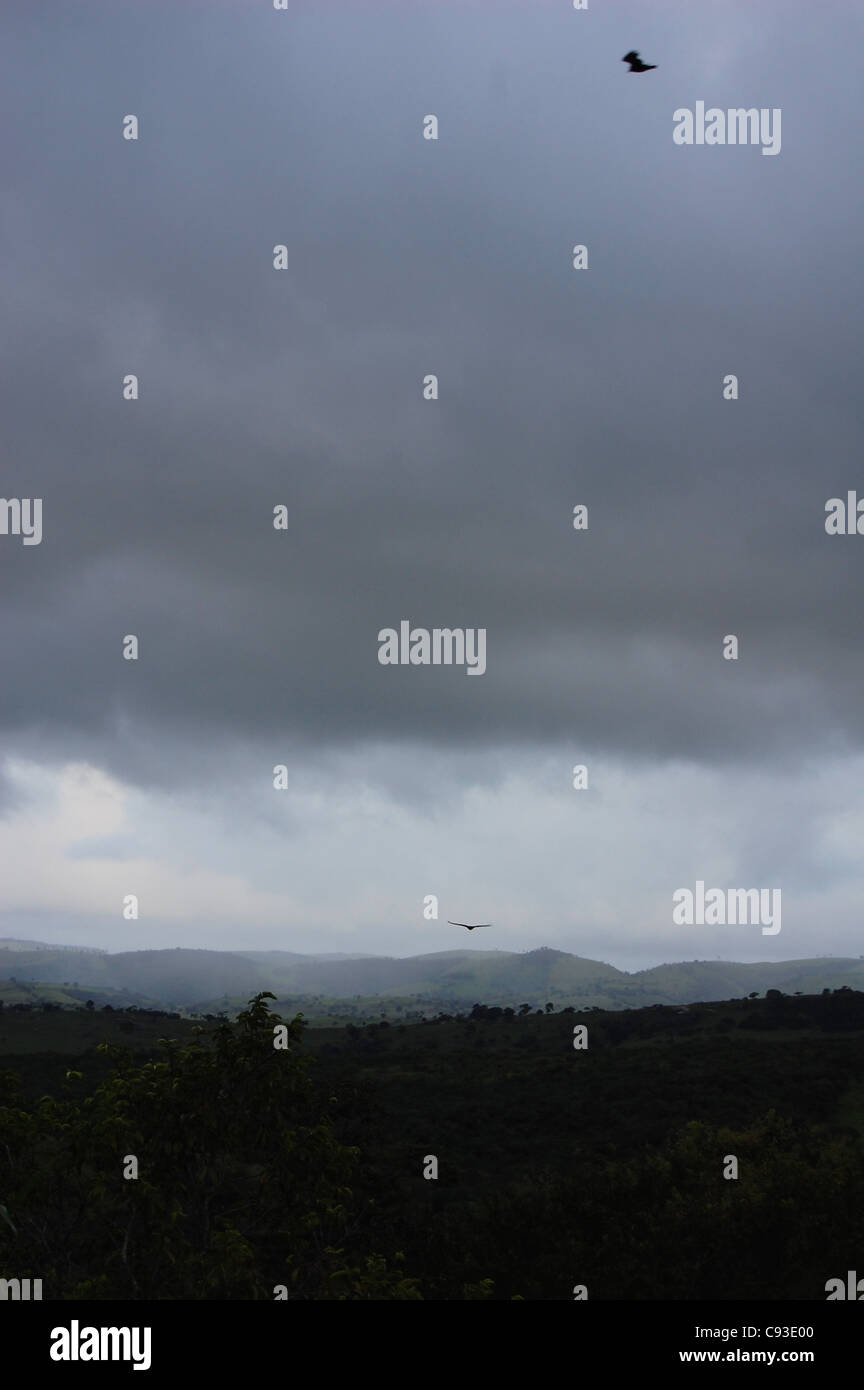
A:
<box><xmin>1</xmin><ymin>988</ymin><xmax>863</xmax><ymax>1299</ymax></box>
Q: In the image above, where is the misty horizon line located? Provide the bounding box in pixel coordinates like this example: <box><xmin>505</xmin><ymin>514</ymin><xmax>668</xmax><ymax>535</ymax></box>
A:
<box><xmin>2</xmin><ymin>937</ymin><xmax>862</xmax><ymax>978</ymax></box>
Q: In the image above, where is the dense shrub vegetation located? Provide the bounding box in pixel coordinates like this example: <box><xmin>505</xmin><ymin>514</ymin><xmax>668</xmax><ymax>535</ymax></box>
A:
<box><xmin>2</xmin><ymin>989</ymin><xmax>864</xmax><ymax>1299</ymax></box>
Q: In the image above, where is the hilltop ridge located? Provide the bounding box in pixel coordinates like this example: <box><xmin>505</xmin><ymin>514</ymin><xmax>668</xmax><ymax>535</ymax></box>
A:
<box><xmin>2</xmin><ymin>939</ymin><xmax>863</xmax><ymax>1015</ymax></box>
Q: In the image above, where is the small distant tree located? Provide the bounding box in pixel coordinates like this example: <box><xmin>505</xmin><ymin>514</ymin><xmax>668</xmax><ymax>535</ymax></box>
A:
<box><xmin>545</xmin><ymin>1002</ymin><xmax>554</xmax><ymax>1014</ymax></box>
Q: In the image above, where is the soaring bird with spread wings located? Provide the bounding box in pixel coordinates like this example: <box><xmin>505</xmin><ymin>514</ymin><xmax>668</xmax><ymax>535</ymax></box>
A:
<box><xmin>448</xmin><ymin>921</ymin><xmax>492</xmax><ymax>931</ymax></box>
<box><xmin>622</xmin><ymin>50</ymin><xmax>657</xmax><ymax>72</ymax></box>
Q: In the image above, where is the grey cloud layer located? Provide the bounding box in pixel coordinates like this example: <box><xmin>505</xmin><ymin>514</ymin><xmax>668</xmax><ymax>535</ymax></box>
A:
<box><xmin>2</xmin><ymin>0</ymin><xmax>862</xmax><ymax>788</ymax></box>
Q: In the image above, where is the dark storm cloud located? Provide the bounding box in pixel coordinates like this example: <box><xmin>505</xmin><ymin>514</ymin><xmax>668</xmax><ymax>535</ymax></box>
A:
<box><xmin>2</xmin><ymin>0</ymin><xmax>863</xmax><ymax>789</ymax></box>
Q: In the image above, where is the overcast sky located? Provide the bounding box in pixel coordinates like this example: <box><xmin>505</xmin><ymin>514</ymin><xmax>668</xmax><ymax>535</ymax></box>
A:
<box><xmin>1</xmin><ymin>0</ymin><xmax>862</xmax><ymax>970</ymax></box>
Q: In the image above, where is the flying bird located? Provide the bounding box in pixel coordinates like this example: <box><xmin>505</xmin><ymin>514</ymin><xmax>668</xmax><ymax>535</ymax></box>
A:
<box><xmin>622</xmin><ymin>50</ymin><xmax>657</xmax><ymax>72</ymax></box>
<box><xmin>448</xmin><ymin>921</ymin><xmax>492</xmax><ymax>931</ymax></box>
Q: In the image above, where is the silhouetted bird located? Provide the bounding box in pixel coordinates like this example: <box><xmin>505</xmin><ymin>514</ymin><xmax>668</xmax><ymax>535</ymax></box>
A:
<box><xmin>448</xmin><ymin>921</ymin><xmax>492</xmax><ymax>931</ymax></box>
<box><xmin>622</xmin><ymin>50</ymin><xmax>657</xmax><ymax>72</ymax></box>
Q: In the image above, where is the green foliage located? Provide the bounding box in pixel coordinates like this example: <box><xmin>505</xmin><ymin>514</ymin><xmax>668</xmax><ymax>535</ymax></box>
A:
<box><xmin>308</xmin><ymin>994</ymin><xmax>864</xmax><ymax>1298</ymax></box>
<box><xmin>3</xmin><ymin>990</ymin><xmax>864</xmax><ymax>1299</ymax></box>
<box><xmin>326</xmin><ymin>1252</ymin><xmax>422</xmax><ymax>1300</ymax></box>
<box><xmin>0</xmin><ymin>994</ymin><xmax>417</xmax><ymax>1299</ymax></box>
<box><xmin>462</xmin><ymin>1278</ymin><xmax>496</xmax><ymax>1299</ymax></box>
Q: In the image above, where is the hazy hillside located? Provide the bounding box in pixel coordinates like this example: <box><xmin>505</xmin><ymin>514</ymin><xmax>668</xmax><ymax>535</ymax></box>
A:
<box><xmin>0</xmin><ymin>947</ymin><xmax>115</xmax><ymax>986</ymax></box>
<box><xmin>3</xmin><ymin>939</ymin><xmax>864</xmax><ymax>1014</ymax></box>
<box><xmin>0</xmin><ymin>939</ymin><xmax>106</xmax><ymax>954</ymax></box>
<box><xmin>0</xmin><ymin>946</ymin><xmax>265</xmax><ymax>1007</ymax></box>
<box><xmin>229</xmin><ymin>947</ymin><xmax>864</xmax><ymax>1009</ymax></box>
<box><xmin>242</xmin><ymin>951</ymin><xmax>377</xmax><ymax>965</ymax></box>
<box><xmin>634</xmin><ymin>957</ymin><xmax>864</xmax><ymax>1002</ymax></box>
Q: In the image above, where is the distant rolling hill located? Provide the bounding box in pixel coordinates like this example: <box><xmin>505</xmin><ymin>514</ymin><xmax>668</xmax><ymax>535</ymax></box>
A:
<box><xmin>2</xmin><ymin>940</ymin><xmax>864</xmax><ymax>1015</ymax></box>
<box><xmin>633</xmin><ymin>957</ymin><xmax>864</xmax><ymax>1002</ymax></box>
<box><xmin>0</xmin><ymin>946</ymin><xmax>266</xmax><ymax>1006</ymax></box>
